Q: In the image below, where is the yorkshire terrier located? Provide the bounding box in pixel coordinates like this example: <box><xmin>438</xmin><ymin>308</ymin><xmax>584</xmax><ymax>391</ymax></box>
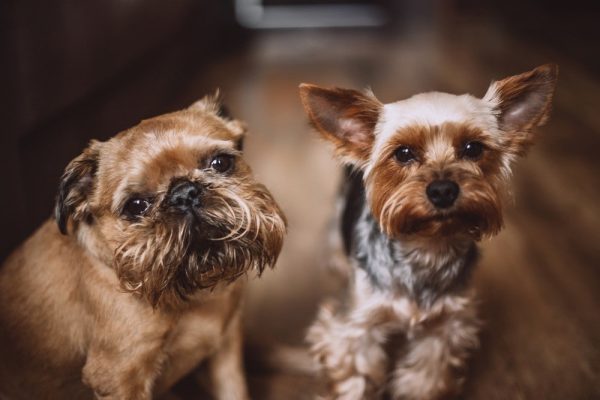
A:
<box><xmin>0</xmin><ymin>96</ymin><xmax>286</xmax><ymax>399</ymax></box>
<box><xmin>300</xmin><ymin>64</ymin><xmax>558</xmax><ymax>399</ymax></box>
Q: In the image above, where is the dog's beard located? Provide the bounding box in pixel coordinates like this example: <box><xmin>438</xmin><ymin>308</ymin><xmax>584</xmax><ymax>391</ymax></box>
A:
<box><xmin>114</xmin><ymin>181</ymin><xmax>285</xmax><ymax>308</ymax></box>
<box><xmin>372</xmin><ymin>175</ymin><xmax>504</xmax><ymax>240</ymax></box>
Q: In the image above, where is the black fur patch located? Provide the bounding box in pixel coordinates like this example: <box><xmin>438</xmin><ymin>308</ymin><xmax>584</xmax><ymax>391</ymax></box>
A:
<box><xmin>340</xmin><ymin>168</ymin><xmax>479</xmax><ymax>306</ymax></box>
<box><xmin>341</xmin><ymin>166</ymin><xmax>365</xmax><ymax>255</ymax></box>
<box><xmin>54</xmin><ymin>148</ymin><xmax>98</xmax><ymax>234</ymax></box>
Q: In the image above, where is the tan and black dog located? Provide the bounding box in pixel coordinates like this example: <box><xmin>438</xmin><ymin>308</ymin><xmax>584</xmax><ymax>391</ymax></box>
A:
<box><xmin>300</xmin><ymin>65</ymin><xmax>558</xmax><ymax>400</ymax></box>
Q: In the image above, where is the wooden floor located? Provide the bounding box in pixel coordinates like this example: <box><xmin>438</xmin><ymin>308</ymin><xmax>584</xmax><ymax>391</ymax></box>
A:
<box><xmin>174</xmin><ymin>15</ymin><xmax>600</xmax><ymax>400</ymax></box>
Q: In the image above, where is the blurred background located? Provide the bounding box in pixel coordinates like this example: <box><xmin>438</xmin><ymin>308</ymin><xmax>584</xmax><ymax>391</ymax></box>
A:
<box><xmin>1</xmin><ymin>0</ymin><xmax>599</xmax><ymax>398</ymax></box>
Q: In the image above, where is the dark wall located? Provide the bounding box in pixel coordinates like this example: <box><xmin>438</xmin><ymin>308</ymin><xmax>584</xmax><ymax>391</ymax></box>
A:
<box><xmin>454</xmin><ymin>0</ymin><xmax>599</xmax><ymax>75</ymax></box>
<box><xmin>1</xmin><ymin>0</ymin><xmax>245</xmax><ymax>261</ymax></box>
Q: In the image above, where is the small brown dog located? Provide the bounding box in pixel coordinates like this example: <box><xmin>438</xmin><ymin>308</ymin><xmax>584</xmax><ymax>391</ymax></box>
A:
<box><xmin>0</xmin><ymin>96</ymin><xmax>286</xmax><ymax>399</ymax></box>
<box><xmin>300</xmin><ymin>65</ymin><xmax>558</xmax><ymax>399</ymax></box>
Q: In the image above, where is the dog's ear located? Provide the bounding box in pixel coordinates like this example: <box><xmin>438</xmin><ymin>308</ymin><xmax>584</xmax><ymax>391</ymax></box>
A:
<box><xmin>484</xmin><ymin>64</ymin><xmax>558</xmax><ymax>154</ymax></box>
<box><xmin>228</xmin><ymin>120</ymin><xmax>246</xmax><ymax>151</ymax></box>
<box><xmin>189</xmin><ymin>92</ymin><xmax>246</xmax><ymax>151</ymax></box>
<box><xmin>55</xmin><ymin>141</ymin><xmax>100</xmax><ymax>234</ymax></box>
<box><xmin>188</xmin><ymin>90</ymin><xmax>222</xmax><ymax>114</ymax></box>
<box><xmin>299</xmin><ymin>83</ymin><xmax>382</xmax><ymax>166</ymax></box>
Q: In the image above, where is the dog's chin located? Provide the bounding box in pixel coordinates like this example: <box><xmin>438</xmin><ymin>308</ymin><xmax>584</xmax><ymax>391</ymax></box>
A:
<box><xmin>113</xmin><ymin>206</ymin><xmax>285</xmax><ymax>308</ymax></box>
<box><xmin>397</xmin><ymin>210</ymin><xmax>501</xmax><ymax>239</ymax></box>
<box><xmin>184</xmin><ymin>232</ymin><xmax>258</xmax><ymax>287</ymax></box>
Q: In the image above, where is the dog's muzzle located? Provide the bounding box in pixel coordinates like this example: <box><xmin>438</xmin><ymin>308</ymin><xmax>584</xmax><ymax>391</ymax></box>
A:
<box><xmin>426</xmin><ymin>179</ymin><xmax>459</xmax><ymax>209</ymax></box>
<box><xmin>166</xmin><ymin>179</ymin><xmax>202</xmax><ymax>213</ymax></box>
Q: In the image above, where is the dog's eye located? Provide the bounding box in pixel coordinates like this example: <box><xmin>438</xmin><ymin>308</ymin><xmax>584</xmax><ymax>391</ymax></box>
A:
<box><xmin>210</xmin><ymin>154</ymin><xmax>234</xmax><ymax>173</ymax></box>
<box><xmin>462</xmin><ymin>141</ymin><xmax>484</xmax><ymax>160</ymax></box>
<box><xmin>395</xmin><ymin>146</ymin><xmax>416</xmax><ymax>164</ymax></box>
<box><xmin>123</xmin><ymin>198</ymin><xmax>151</xmax><ymax>218</ymax></box>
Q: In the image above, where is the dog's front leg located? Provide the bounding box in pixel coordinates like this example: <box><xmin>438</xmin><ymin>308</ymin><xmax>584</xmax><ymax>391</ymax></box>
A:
<box><xmin>82</xmin><ymin>338</ymin><xmax>167</xmax><ymax>400</ymax></box>
<box><xmin>308</xmin><ymin>300</ymin><xmax>392</xmax><ymax>400</ymax></box>
<box><xmin>205</xmin><ymin>309</ymin><xmax>249</xmax><ymax>400</ymax></box>
<box><xmin>390</xmin><ymin>296</ymin><xmax>479</xmax><ymax>400</ymax></box>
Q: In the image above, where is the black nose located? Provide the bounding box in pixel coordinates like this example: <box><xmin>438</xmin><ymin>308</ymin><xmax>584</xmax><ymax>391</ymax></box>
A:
<box><xmin>426</xmin><ymin>180</ymin><xmax>459</xmax><ymax>209</ymax></box>
<box><xmin>167</xmin><ymin>180</ymin><xmax>202</xmax><ymax>212</ymax></box>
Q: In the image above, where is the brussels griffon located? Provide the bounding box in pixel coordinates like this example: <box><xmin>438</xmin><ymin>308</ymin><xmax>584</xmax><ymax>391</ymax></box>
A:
<box><xmin>300</xmin><ymin>64</ymin><xmax>558</xmax><ymax>399</ymax></box>
<box><xmin>0</xmin><ymin>96</ymin><xmax>286</xmax><ymax>399</ymax></box>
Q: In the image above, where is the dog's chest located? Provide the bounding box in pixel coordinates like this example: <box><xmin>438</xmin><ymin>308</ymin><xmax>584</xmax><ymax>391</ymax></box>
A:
<box><xmin>349</xmin><ymin>205</ymin><xmax>478</xmax><ymax>305</ymax></box>
<box><xmin>165</xmin><ymin>306</ymin><xmax>228</xmax><ymax>357</ymax></box>
<box><xmin>157</xmin><ymin>284</ymin><xmax>242</xmax><ymax>388</ymax></box>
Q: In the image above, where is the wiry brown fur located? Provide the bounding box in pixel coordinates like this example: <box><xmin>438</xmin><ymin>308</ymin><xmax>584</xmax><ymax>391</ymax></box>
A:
<box><xmin>300</xmin><ymin>64</ymin><xmax>558</xmax><ymax>400</ymax></box>
<box><xmin>0</xmin><ymin>96</ymin><xmax>286</xmax><ymax>399</ymax></box>
<box><xmin>112</xmin><ymin>172</ymin><xmax>284</xmax><ymax>308</ymax></box>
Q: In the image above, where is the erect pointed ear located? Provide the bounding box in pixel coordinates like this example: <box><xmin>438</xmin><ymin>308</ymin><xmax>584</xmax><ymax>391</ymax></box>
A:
<box><xmin>484</xmin><ymin>64</ymin><xmax>558</xmax><ymax>154</ymax></box>
<box><xmin>299</xmin><ymin>83</ymin><xmax>382</xmax><ymax>166</ymax></box>
<box><xmin>189</xmin><ymin>91</ymin><xmax>246</xmax><ymax>151</ymax></box>
<box><xmin>188</xmin><ymin>90</ymin><xmax>222</xmax><ymax>114</ymax></box>
<box><xmin>55</xmin><ymin>141</ymin><xmax>101</xmax><ymax>234</ymax></box>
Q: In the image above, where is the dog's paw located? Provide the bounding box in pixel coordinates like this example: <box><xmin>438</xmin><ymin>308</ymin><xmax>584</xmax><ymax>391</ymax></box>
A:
<box><xmin>390</xmin><ymin>365</ymin><xmax>461</xmax><ymax>400</ymax></box>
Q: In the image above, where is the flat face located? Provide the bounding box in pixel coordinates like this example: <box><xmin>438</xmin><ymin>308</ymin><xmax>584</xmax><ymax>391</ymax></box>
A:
<box><xmin>92</xmin><ymin>108</ymin><xmax>246</xmax><ymax>215</ymax></box>
<box><xmin>71</xmin><ymin>103</ymin><xmax>285</xmax><ymax>307</ymax></box>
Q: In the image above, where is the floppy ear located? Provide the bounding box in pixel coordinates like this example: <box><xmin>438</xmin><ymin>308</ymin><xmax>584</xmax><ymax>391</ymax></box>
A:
<box><xmin>55</xmin><ymin>141</ymin><xmax>100</xmax><ymax>234</ymax></box>
<box><xmin>484</xmin><ymin>64</ymin><xmax>558</xmax><ymax>154</ymax></box>
<box><xmin>299</xmin><ymin>83</ymin><xmax>382</xmax><ymax>166</ymax></box>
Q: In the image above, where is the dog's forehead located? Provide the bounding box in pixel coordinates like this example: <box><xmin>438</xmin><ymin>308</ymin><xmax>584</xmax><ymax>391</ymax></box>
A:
<box><xmin>110</xmin><ymin>115</ymin><xmax>237</xmax><ymax>167</ymax></box>
<box><xmin>131</xmin><ymin>111</ymin><xmax>239</xmax><ymax>143</ymax></box>
<box><xmin>373</xmin><ymin>92</ymin><xmax>498</xmax><ymax>154</ymax></box>
<box><xmin>97</xmin><ymin>112</ymin><xmax>241</xmax><ymax>201</ymax></box>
